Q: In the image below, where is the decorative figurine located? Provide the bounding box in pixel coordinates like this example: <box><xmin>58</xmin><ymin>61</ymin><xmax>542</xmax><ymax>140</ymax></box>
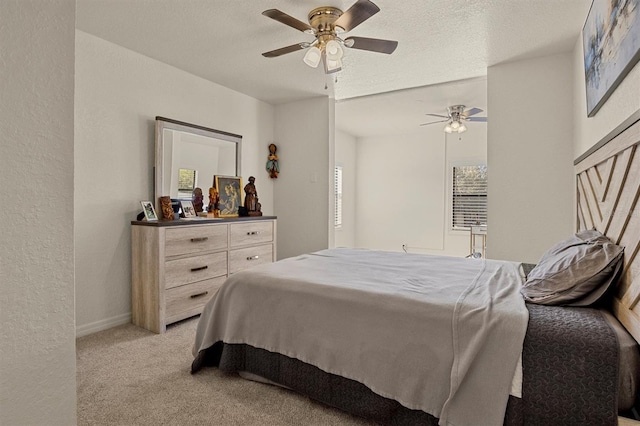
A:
<box><xmin>159</xmin><ymin>196</ymin><xmax>174</xmax><ymax>220</ymax></box>
<box><xmin>244</xmin><ymin>176</ymin><xmax>262</xmax><ymax>216</ymax></box>
<box><xmin>266</xmin><ymin>143</ymin><xmax>279</xmax><ymax>179</ymax></box>
<box><xmin>207</xmin><ymin>187</ymin><xmax>220</xmax><ymax>218</ymax></box>
<box><xmin>192</xmin><ymin>187</ymin><xmax>204</xmax><ymax>212</ymax></box>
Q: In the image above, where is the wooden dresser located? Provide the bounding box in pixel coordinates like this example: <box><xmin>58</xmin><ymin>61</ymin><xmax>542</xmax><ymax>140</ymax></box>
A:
<box><xmin>131</xmin><ymin>216</ymin><xmax>277</xmax><ymax>333</ymax></box>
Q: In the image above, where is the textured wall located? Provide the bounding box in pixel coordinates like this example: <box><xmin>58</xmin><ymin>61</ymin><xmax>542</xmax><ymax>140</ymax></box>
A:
<box><xmin>0</xmin><ymin>1</ymin><xmax>77</xmax><ymax>424</ymax></box>
<box><xmin>74</xmin><ymin>31</ymin><xmax>275</xmax><ymax>336</ymax></box>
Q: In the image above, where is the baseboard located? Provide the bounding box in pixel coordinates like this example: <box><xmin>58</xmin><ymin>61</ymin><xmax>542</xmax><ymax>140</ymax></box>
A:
<box><xmin>76</xmin><ymin>312</ymin><xmax>131</xmax><ymax>338</ymax></box>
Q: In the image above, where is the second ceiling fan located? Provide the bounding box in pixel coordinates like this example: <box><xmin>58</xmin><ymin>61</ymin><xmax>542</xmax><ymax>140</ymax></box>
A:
<box><xmin>261</xmin><ymin>0</ymin><xmax>398</xmax><ymax>74</ymax></box>
<box><xmin>421</xmin><ymin>105</ymin><xmax>488</xmax><ymax>134</ymax></box>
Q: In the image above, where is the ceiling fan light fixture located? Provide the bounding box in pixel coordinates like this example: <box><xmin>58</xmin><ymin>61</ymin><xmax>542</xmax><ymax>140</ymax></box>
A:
<box><xmin>323</xmin><ymin>52</ymin><xmax>342</xmax><ymax>74</ymax></box>
<box><xmin>303</xmin><ymin>46</ymin><xmax>322</xmax><ymax>68</ymax></box>
<box><xmin>262</xmin><ymin>2</ymin><xmax>398</xmax><ymax>76</ymax></box>
<box><xmin>422</xmin><ymin>105</ymin><xmax>485</xmax><ymax>133</ymax></box>
<box><xmin>326</xmin><ymin>59</ymin><xmax>342</xmax><ymax>73</ymax></box>
<box><xmin>325</xmin><ymin>39</ymin><xmax>344</xmax><ymax>61</ymax></box>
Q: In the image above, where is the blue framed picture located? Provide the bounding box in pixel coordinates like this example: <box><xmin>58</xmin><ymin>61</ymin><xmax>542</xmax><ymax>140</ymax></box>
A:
<box><xmin>582</xmin><ymin>0</ymin><xmax>640</xmax><ymax>117</ymax></box>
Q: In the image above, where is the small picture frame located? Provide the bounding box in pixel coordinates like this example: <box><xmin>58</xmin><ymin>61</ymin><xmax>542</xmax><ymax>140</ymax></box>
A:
<box><xmin>180</xmin><ymin>200</ymin><xmax>196</xmax><ymax>218</ymax></box>
<box><xmin>140</xmin><ymin>201</ymin><xmax>158</xmax><ymax>221</ymax></box>
<box><xmin>214</xmin><ymin>175</ymin><xmax>243</xmax><ymax>218</ymax></box>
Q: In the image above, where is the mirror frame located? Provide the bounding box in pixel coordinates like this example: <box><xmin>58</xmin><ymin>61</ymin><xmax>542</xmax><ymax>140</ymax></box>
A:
<box><xmin>154</xmin><ymin>116</ymin><xmax>242</xmax><ymax>215</ymax></box>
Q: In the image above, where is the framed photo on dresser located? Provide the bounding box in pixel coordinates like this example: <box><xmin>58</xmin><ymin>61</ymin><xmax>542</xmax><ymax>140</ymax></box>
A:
<box><xmin>214</xmin><ymin>175</ymin><xmax>243</xmax><ymax>218</ymax></box>
<box><xmin>140</xmin><ymin>201</ymin><xmax>158</xmax><ymax>221</ymax></box>
<box><xmin>180</xmin><ymin>200</ymin><xmax>196</xmax><ymax>218</ymax></box>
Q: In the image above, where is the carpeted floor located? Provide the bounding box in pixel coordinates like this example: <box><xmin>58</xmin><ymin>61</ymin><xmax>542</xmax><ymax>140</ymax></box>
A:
<box><xmin>76</xmin><ymin>317</ymin><xmax>374</xmax><ymax>425</ymax></box>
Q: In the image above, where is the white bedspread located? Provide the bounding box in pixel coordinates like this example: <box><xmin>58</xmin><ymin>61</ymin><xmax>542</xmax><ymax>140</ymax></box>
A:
<box><xmin>193</xmin><ymin>248</ymin><xmax>528</xmax><ymax>426</ymax></box>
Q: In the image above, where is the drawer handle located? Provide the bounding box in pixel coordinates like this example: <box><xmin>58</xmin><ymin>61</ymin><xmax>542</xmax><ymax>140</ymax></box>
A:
<box><xmin>190</xmin><ymin>265</ymin><xmax>209</xmax><ymax>272</ymax></box>
<box><xmin>246</xmin><ymin>231</ymin><xmax>260</xmax><ymax>235</ymax></box>
<box><xmin>191</xmin><ymin>237</ymin><xmax>209</xmax><ymax>242</ymax></box>
<box><xmin>190</xmin><ymin>291</ymin><xmax>209</xmax><ymax>299</ymax></box>
<box><xmin>247</xmin><ymin>255</ymin><xmax>259</xmax><ymax>261</ymax></box>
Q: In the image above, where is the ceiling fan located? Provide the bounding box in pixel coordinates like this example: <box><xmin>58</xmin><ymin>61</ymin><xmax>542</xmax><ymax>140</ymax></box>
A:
<box><xmin>420</xmin><ymin>105</ymin><xmax>488</xmax><ymax>133</ymax></box>
<box><xmin>261</xmin><ymin>0</ymin><xmax>398</xmax><ymax>74</ymax></box>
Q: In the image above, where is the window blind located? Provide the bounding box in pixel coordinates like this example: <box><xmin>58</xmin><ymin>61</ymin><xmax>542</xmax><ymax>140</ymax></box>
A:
<box><xmin>334</xmin><ymin>166</ymin><xmax>343</xmax><ymax>228</ymax></box>
<box><xmin>452</xmin><ymin>165</ymin><xmax>487</xmax><ymax>229</ymax></box>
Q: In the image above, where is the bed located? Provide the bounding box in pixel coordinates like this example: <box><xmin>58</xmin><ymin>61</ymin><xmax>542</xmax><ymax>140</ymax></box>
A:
<box><xmin>191</xmin><ymin>113</ymin><xmax>640</xmax><ymax>425</ymax></box>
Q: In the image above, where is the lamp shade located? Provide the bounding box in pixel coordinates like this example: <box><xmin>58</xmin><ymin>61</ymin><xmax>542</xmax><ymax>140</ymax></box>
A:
<box><xmin>458</xmin><ymin>123</ymin><xmax>467</xmax><ymax>133</ymax></box>
<box><xmin>325</xmin><ymin>39</ymin><xmax>344</xmax><ymax>61</ymax></box>
<box><xmin>323</xmin><ymin>54</ymin><xmax>342</xmax><ymax>73</ymax></box>
<box><xmin>451</xmin><ymin>120</ymin><xmax>460</xmax><ymax>130</ymax></box>
<box><xmin>303</xmin><ymin>46</ymin><xmax>322</xmax><ymax>68</ymax></box>
<box><xmin>444</xmin><ymin>123</ymin><xmax>453</xmax><ymax>133</ymax></box>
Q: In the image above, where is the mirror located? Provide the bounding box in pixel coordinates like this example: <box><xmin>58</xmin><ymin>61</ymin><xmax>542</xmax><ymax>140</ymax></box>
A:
<box><xmin>154</xmin><ymin>117</ymin><xmax>241</xmax><ymax>215</ymax></box>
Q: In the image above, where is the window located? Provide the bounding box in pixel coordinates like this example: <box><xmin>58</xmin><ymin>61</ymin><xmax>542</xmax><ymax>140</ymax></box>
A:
<box><xmin>452</xmin><ymin>164</ymin><xmax>487</xmax><ymax>229</ymax></box>
<box><xmin>334</xmin><ymin>165</ymin><xmax>343</xmax><ymax>228</ymax></box>
<box><xmin>178</xmin><ymin>168</ymin><xmax>197</xmax><ymax>199</ymax></box>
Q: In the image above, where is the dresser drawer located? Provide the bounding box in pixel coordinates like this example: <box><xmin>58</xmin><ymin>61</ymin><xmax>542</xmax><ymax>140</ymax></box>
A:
<box><xmin>165</xmin><ymin>252</ymin><xmax>227</xmax><ymax>289</ymax></box>
<box><xmin>229</xmin><ymin>221</ymin><xmax>273</xmax><ymax>248</ymax></box>
<box><xmin>165</xmin><ymin>224</ymin><xmax>228</xmax><ymax>257</ymax></box>
<box><xmin>229</xmin><ymin>244</ymin><xmax>273</xmax><ymax>274</ymax></box>
<box><xmin>165</xmin><ymin>277</ymin><xmax>226</xmax><ymax>324</ymax></box>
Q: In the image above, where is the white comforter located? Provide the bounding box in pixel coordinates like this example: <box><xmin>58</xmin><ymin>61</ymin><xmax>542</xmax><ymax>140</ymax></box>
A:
<box><xmin>194</xmin><ymin>248</ymin><xmax>528</xmax><ymax>426</ymax></box>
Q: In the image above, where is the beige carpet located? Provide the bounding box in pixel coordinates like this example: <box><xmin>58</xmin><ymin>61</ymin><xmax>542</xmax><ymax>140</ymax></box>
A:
<box><xmin>76</xmin><ymin>317</ymin><xmax>374</xmax><ymax>425</ymax></box>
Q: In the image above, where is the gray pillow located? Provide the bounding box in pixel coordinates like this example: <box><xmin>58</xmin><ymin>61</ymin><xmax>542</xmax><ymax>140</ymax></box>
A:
<box><xmin>521</xmin><ymin>229</ymin><xmax>624</xmax><ymax>306</ymax></box>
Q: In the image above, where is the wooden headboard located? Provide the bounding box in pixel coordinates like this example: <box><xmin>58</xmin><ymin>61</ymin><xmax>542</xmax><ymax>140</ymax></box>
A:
<box><xmin>575</xmin><ymin>111</ymin><xmax>640</xmax><ymax>343</ymax></box>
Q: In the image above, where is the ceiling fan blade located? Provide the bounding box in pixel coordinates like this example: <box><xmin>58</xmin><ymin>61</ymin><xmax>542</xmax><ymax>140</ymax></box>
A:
<box><xmin>420</xmin><ymin>119</ymin><xmax>449</xmax><ymax>126</ymax></box>
<box><xmin>466</xmin><ymin>117</ymin><xmax>487</xmax><ymax>122</ymax></box>
<box><xmin>462</xmin><ymin>107</ymin><xmax>483</xmax><ymax>117</ymax></box>
<box><xmin>262</xmin><ymin>9</ymin><xmax>315</xmax><ymax>33</ymax></box>
<box><xmin>262</xmin><ymin>43</ymin><xmax>308</xmax><ymax>58</ymax></box>
<box><xmin>344</xmin><ymin>36</ymin><xmax>398</xmax><ymax>54</ymax></box>
<box><xmin>425</xmin><ymin>113</ymin><xmax>449</xmax><ymax>119</ymax></box>
<box><xmin>334</xmin><ymin>0</ymin><xmax>380</xmax><ymax>32</ymax></box>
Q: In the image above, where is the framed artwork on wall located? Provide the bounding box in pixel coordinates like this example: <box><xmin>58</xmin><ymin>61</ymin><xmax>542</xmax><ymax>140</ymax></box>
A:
<box><xmin>214</xmin><ymin>175</ymin><xmax>243</xmax><ymax>218</ymax></box>
<box><xmin>140</xmin><ymin>201</ymin><xmax>158</xmax><ymax>221</ymax></box>
<box><xmin>582</xmin><ymin>0</ymin><xmax>640</xmax><ymax>117</ymax></box>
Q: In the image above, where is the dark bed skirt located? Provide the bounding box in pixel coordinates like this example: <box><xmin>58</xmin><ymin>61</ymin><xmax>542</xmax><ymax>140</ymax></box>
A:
<box><xmin>192</xmin><ymin>304</ymin><xmax>618</xmax><ymax>425</ymax></box>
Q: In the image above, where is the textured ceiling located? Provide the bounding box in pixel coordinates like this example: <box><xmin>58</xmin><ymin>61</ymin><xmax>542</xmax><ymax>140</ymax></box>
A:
<box><xmin>76</xmin><ymin>0</ymin><xmax>590</xmax><ymax>107</ymax></box>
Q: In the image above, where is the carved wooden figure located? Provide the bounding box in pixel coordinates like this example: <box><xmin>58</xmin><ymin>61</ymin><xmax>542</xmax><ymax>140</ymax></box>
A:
<box><xmin>192</xmin><ymin>187</ymin><xmax>204</xmax><ymax>212</ymax></box>
<box><xmin>208</xmin><ymin>187</ymin><xmax>220</xmax><ymax>218</ymax></box>
<box><xmin>266</xmin><ymin>143</ymin><xmax>279</xmax><ymax>179</ymax></box>
<box><xmin>159</xmin><ymin>196</ymin><xmax>174</xmax><ymax>220</ymax></box>
<box><xmin>244</xmin><ymin>176</ymin><xmax>262</xmax><ymax>216</ymax></box>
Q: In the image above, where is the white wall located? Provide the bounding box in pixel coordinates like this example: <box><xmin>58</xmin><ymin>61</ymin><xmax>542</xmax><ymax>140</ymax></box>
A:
<box><xmin>353</xmin><ymin>124</ymin><xmax>487</xmax><ymax>256</ymax></box>
<box><xmin>75</xmin><ymin>31</ymin><xmax>275</xmax><ymax>336</ymax></box>
<box><xmin>335</xmin><ymin>129</ymin><xmax>357</xmax><ymax>248</ymax></box>
<box><xmin>572</xmin><ymin>37</ymin><xmax>640</xmax><ymax>157</ymax></box>
<box><xmin>0</xmin><ymin>1</ymin><xmax>77</xmax><ymax>424</ymax></box>
<box><xmin>274</xmin><ymin>97</ymin><xmax>332</xmax><ymax>259</ymax></box>
<box><xmin>487</xmin><ymin>53</ymin><xmax>575</xmax><ymax>263</ymax></box>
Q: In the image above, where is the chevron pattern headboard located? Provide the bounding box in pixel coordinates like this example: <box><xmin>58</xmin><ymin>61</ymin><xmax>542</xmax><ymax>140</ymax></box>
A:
<box><xmin>575</xmin><ymin>116</ymin><xmax>640</xmax><ymax>342</ymax></box>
